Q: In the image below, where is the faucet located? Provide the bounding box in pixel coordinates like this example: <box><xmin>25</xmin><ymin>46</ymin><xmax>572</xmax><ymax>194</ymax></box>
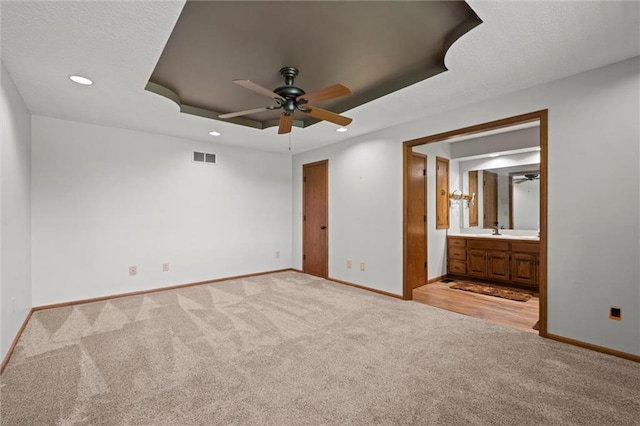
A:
<box><xmin>492</xmin><ymin>222</ymin><xmax>501</xmax><ymax>235</ymax></box>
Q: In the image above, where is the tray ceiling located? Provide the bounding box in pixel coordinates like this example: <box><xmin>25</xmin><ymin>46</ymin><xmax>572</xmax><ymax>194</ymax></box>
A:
<box><xmin>147</xmin><ymin>1</ymin><xmax>481</xmax><ymax>131</ymax></box>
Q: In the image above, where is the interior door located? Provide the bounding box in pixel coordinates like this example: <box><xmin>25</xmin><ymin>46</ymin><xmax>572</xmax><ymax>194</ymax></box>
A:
<box><xmin>483</xmin><ymin>171</ymin><xmax>498</xmax><ymax>228</ymax></box>
<box><xmin>303</xmin><ymin>160</ymin><xmax>328</xmax><ymax>278</ymax></box>
<box><xmin>407</xmin><ymin>152</ymin><xmax>427</xmax><ymax>289</ymax></box>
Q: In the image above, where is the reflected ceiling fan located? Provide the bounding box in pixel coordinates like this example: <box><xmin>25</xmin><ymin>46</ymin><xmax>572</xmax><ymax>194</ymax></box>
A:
<box><xmin>219</xmin><ymin>67</ymin><xmax>352</xmax><ymax>134</ymax></box>
<box><xmin>514</xmin><ymin>173</ymin><xmax>540</xmax><ymax>184</ymax></box>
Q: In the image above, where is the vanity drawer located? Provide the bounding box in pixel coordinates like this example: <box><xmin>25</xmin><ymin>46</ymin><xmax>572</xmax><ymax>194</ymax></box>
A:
<box><xmin>511</xmin><ymin>241</ymin><xmax>540</xmax><ymax>254</ymax></box>
<box><xmin>448</xmin><ymin>260</ymin><xmax>467</xmax><ymax>275</ymax></box>
<box><xmin>448</xmin><ymin>246</ymin><xmax>467</xmax><ymax>260</ymax></box>
<box><xmin>468</xmin><ymin>239</ymin><xmax>509</xmax><ymax>251</ymax></box>
<box><xmin>448</xmin><ymin>237</ymin><xmax>466</xmax><ymax>247</ymax></box>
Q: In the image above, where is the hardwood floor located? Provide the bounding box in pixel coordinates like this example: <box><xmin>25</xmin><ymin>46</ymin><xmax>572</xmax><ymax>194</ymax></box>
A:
<box><xmin>413</xmin><ymin>280</ymin><xmax>539</xmax><ymax>334</ymax></box>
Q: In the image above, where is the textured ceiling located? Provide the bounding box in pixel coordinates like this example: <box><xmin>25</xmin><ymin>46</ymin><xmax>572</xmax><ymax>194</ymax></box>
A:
<box><xmin>147</xmin><ymin>1</ymin><xmax>480</xmax><ymax>130</ymax></box>
<box><xmin>1</xmin><ymin>1</ymin><xmax>639</xmax><ymax>154</ymax></box>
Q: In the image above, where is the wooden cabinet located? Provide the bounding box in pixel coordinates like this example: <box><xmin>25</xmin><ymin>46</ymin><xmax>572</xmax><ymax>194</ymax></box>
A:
<box><xmin>509</xmin><ymin>242</ymin><xmax>539</xmax><ymax>287</ymax></box>
<box><xmin>487</xmin><ymin>251</ymin><xmax>510</xmax><ymax>281</ymax></box>
<box><xmin>511</xmin><ymin>253</ymin><xmax>537</xmax><ymax>286</ymax></box>
<box><xmin>467</xmin><ymin>249</ymin><xmax>487</xmax><ymax>278</ymax></box>
<box><xmin>436</xmin><ymin>157</ymin><xmax>449</xmax><ymax>229</ymax></box>
<box><xmin>447</xmin><ymin>236</ymin><xmax>539</xmax><ymax>289</ymax></box>
<box><xmin>447</xmin><ymin>237</ymin><xmax>467</xmax><ymax>275</ymax></box>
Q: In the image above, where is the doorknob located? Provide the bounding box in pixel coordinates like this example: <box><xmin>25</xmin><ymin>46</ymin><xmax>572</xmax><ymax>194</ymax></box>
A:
<box><xmin>321</xmin><ymin>226</ymin><xmax>327</xmax><ymax>230</ymax></box>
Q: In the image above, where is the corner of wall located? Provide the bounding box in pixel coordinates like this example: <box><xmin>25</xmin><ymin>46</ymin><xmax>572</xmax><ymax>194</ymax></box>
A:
<box><xmin>1</xmin><ymin>61</ymin><xmax>33</xmax><ymax>361</ymax></box>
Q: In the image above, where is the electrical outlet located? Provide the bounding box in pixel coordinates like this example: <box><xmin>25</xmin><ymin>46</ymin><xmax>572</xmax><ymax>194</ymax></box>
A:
<box><xmin>162</xmin><ymin>263</ymin><xmax>169</xmax><ymax>272</ymax></box>
<box><xmin>129</xmin><ymin>266</ymin><xmax>137</xmax><ymax>276</ymax></box>
<box><xmin>276</xmin><ymin>251</ymin><xmax>280</xmax><ymax>259</ymax></box>
<box><xmin>609</xmin><ymin>306</ymin><xmax>621</xmax><ymax>321</ymax></box>
<box><xmin>360</xmin><ymin>261</ymin><xmax>365</xmax><ymax>271</ymax></box>
<box><xmin>346</xmin><ymin>259</ymin><xmax>352</xmax><ymax>269</ymax></box>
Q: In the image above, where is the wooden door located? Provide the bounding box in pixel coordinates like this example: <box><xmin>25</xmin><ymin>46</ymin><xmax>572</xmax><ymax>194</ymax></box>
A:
<box><xmin>407</xmin><ymin>153</ymin><xmax>427</xmax><ymax>289</ymax></box>
<box><xmin>483</xmin><ymin>171</ymin><xmax>498</xmax><ymax>228</ymax></box>
<box><xmin>467</xmin><ymin>249</ymin><xmax>487</xmax><ymax>278</ymax></box>
<box><xmin>436</xmin><ymin>157</ymin><xmax>450</xmax><ymax>229</ymax></box>
<box><xmin>468</xmin><ymin>170</ymin><xmax>478</xmax><ymax>226</ymax></box>
<box><xmin>303</xmin><ymin>160</ymin><xmax>328</xmax><ymax>278</ymax></box>
<box><xmin>487</xmin><ymin>251</ymin><xmax>510</xmax><ymax>281</ymax></box>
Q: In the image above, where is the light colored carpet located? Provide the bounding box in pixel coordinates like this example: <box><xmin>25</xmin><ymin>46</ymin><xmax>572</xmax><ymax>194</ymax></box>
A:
<box><xmin>1</xmin><ymin>271</ymin><xmax>638</xmax><ymax>425</ymax></box>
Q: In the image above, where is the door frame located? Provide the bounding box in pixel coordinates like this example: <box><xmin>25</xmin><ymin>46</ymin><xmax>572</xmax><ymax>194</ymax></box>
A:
<box><xmin>402</xmin><ymin>110</ymin><xmax>548</xmax><ymax>337</ymax></box>
<box><xmin>302</xmin><ymin>159</ymin><xmax>329</xmax><ymax>278</ymax></box>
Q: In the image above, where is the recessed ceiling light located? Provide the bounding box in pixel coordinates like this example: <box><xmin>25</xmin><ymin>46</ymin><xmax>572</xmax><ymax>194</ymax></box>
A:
<box><xmin>208</xmin><ymin>131</ymin><xmax>221</xmax><ymax>136</ymax></box>
<box><xmin>69</xmin><ymin>75</ymin><xmax>93</xmax><ymax>85</ymax></box>
<box><xmin>488</xmin><ymin>153</ymin><xmax>500</xmax><ymax>158</ymax></box>
<box><xmin>336</xmin><ymin>127</ymin><xmax>348</xmax><ymax>133</ymax></box>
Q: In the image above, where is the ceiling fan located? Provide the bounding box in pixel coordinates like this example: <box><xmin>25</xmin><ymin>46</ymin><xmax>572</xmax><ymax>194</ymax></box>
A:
<box><xmin>514</xmin><ymin>173</ymin><xmax>540</xmax><ymax>184</ymax></box>
<box><xmin>219</xmin><ymin>67</ymin><xmax>352</xmax><ymax>134</ymax></box>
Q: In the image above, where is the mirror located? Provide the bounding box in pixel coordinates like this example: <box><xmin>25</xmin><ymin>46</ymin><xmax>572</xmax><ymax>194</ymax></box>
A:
<box><xmin>459</xmin><ymin>152</ymin><xmax>540</xmax><ymax>230</ymax></box>
<box><xmin>414</xmin><ymin>124</ymin><xmax>540</xmax><ymax>233</ymax></box>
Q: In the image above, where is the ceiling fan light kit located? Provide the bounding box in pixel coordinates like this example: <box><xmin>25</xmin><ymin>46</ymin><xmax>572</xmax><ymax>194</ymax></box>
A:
<box><xmin>219</xmin><ymin>67</ymin><xmax>352</xmax><ymax>135</ymax></box>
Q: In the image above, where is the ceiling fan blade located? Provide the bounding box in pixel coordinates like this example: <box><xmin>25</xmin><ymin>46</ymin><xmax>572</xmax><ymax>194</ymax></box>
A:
<box><xmin>278</xmin><ymin>113</ymin><xmax>294</xmax><ymax>134</ymax></box>
<box><xmin>233</xmin><ymin>79</ymin><xmax>282</xmax><ymax>100</ymax></box>
<box><xmin>297</xmin><ymin>84</ymin><xmax>351</xmax><ymax>104</ymax></box>
<box><xmin>303</xmin><ymin>106</ymin><xmax>352</xmax><ymax>126</ymax></box>
<box><xmin>219</xmin><ymin>106</ymin><xmax>277</xmax><ymax>119</ymax></box>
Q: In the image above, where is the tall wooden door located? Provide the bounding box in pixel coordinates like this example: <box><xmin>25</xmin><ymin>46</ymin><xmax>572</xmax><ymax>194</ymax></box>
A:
<box><xmin>483</xmin><ymin>171</ymin><xmax>498</xmax><ymax>228</ymax></box>
<box><xmin>303</xmin><ymin>160</ymin><xmax>328</xmax><ymax>278</ymax></box>
<box><xmin>407</xmin><ymin>153</ymin><xmax>427</xmax><ymax>289</ymax></box>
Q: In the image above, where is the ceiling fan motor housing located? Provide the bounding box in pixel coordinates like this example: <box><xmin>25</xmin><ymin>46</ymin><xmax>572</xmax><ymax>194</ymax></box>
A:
<box><xmin>275</xmin><ymin>67</ymin><xmax>307</xmax><ymax>115</ymax></box>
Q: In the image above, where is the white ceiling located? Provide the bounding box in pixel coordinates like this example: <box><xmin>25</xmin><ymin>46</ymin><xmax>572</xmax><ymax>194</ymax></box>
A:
<box><xmin>1</xmin><ymin>1</ymin><xmax>639</xmax><ymax>155</ymax></box>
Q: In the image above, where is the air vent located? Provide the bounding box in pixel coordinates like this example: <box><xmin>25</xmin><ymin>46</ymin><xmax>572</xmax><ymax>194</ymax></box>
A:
<box><xmin>192</xmin><ymin>151</ymin><xmax>216</xmax><ymax>165</ymax></box>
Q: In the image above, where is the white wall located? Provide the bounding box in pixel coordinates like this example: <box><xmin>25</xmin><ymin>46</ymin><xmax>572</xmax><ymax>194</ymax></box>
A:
<box><xmin>292</xmin><ymin>56</ymin><xmax>640</xmax><ymax>356</ymax></box>
<box><xmin>31</xmin><ymin>116</ymin><xmax>292</xmax><ymax>306</ymax></box>
<box><xmin>513</xmin><ymin>179</ymin><xmax>540</xmax><ymax>230</ymax></box>
<box><xmin>1</xmin><ymin>61</ymin><xmax>32</xmax><ymax>360</ymax></box>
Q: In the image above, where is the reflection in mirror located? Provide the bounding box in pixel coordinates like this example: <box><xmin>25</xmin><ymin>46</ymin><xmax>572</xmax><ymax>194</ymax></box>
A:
<box><xmin>460</xmin><ymin>154</ymin><xmax>540</xmax><ymax>230</ymax></box>
<box><xmin>447</xmin><ymin>124</ymin><xmax>540</xmax><ymax>233</ymax></box>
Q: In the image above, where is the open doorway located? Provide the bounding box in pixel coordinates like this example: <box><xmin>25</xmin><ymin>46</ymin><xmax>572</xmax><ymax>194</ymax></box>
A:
<box><xmin>402</xmin><ymin>111</ymin><xmax>548</xmax><ymax>337</ymax></box>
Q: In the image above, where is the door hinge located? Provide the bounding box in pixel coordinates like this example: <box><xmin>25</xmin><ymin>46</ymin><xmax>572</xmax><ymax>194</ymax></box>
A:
<box><xmin>303</xmin><ymin>254</ymin><xmax>306</xmax><ymax>260</ymax></box>
<box><xmin>423</xmin><ymin>169</ymin><xmax>426</xmax><ymax>176</ymax></box>
<box><xmin>424</xmin><ymin>261</ymin><xmax>427</xmax><ymax>268</ymax></box>
<box><xmin>303</xmin><ymin>177</ymin><xmax>307</xmax><ymax>183</ymax></box>
<box><xmin>423</xmin><ymin>215</ymin><xmax>427</xmax><ymax>222</ymax></box>
<box><xmin>303</xmin><ymin>215</ymin><xmax>306</xmax><ymax>221</ymax></box>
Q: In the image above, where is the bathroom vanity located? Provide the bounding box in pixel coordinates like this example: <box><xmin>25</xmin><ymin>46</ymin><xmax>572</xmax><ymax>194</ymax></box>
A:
<box><xmin>447</xmin><ymin>235</ymin><xmax>540</xmax><ymax>290</ymax></box>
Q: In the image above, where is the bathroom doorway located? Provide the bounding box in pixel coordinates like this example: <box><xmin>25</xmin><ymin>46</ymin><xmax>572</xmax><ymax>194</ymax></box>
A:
<box><xmin>402</xmin><ymin>110</ymin><xmax>548</xmax><ymax>336</ymax></box>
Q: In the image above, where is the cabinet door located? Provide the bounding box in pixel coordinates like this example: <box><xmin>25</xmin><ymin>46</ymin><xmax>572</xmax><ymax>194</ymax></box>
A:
<box><xmin>436</xmin><ymin>157</ymin><xmax>449</xmax><ymax>229</ymax></box>
<box><xmin>511</xmin><ymin>253</ymin><xmax>538</xmax><ymax>287</ymax></box>
<box><xmin>487</xmin><ymin>251</ymin><xmax>510</xmax><ymax>281</ymax></box>
<box><xmin>467</xmin><ymin>249</ymin><xmax>487</xmax><ymax>278</ymax></box>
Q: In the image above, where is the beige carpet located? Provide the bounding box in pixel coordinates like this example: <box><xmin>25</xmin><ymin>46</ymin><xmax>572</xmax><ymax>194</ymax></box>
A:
<box><xmin>1</xmin><ymin>271</ymin><xmax>638</xmax><ymax>425</ymax></box>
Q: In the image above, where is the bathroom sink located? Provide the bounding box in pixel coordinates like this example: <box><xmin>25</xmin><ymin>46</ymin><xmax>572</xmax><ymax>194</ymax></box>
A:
<box><xmin>463</xmin><ymin>234</ymin><xmax>539</xmax><ymax>240</ymax></box>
